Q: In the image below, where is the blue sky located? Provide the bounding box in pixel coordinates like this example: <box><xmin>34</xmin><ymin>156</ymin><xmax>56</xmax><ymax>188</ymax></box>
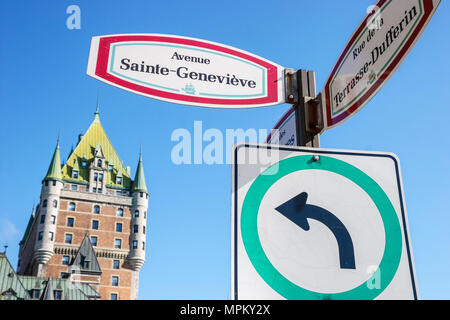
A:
<box><xmin>0</xmin><ymin>0</ymin><xmax>449</xmax><ymax>299</ymax></box>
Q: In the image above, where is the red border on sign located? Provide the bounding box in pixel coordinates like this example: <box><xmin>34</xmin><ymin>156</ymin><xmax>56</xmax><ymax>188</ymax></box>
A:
<box><xmin>324</xmin><ymin>0</ymin><xmax>435</xmax><ymax>127</ymax></box>
<box><xmin>265</xmin><ymin>107</ymin><xmax>295</xmax><ymax>143</ymax></box>
<box><xmin>94</xmin><ymin>35</ymin><xmax>279</xmax><ymax>106</ymax></box>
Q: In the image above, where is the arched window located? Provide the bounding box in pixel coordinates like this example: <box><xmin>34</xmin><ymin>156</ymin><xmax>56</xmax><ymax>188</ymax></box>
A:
<box><xmin>134</xmin><ymin>210</ymin><xmax>139</xmax><ymax>218</ymax></box>
<box><xmin>94</xmin><ymin>205</ymin><xmax>100</xmax><ymax>214</ymax></box>
<box><xmin>52</xmin><ymin>200</ymin><xmax>58</xmax><ymax>208</ymax></box>
<box><xmin>69</xmin><ymin>202</ymin><xmax>76</xmax><ymax>211</ymax></box>
<box><xmin>43</xmin><ymin>200</ymin><xmax>47</xmax><ymax>207</ymax></box>
<box><xmin>117</xmin><ymin>208</ymin><xmax>124</xmax><ymax>217</ymax></box>
<box><xmin>97</xmin><ymin>159</ymin><xmax>102</xmax><ymax>167</ymax></box>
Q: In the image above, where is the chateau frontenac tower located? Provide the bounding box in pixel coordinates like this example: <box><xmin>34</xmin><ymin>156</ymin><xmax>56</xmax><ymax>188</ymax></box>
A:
<box><xmin>17</xmin><ymin>107</ymin><xmax>149</xmax><ymax>300</ymax></box>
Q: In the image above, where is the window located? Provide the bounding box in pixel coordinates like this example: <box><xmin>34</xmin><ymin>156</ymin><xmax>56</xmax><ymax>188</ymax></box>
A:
<box><xmin>144</xmin><ymin>211</ymin><xmax>147</xmax><ymax>219</ymax></box>
<box><xmin>40</xmin><ymin>215</ymin><xmax>46</xmax><ymax>224</ymax></box>
<box><xmin>99</xmin><ymin>173</ymin><xmax>103</xmax><ymax>182</ymax></box>
<box><xmin>132</xmin><ymin>240</ymin><xmax>138</xmax><ymax>249</ymax></box>
<box><xmin>71</xmin><ymin>184</ymin><xmax>78</xmax><ymax>191</ymax></box>
<box><xmin>69</xmin><ymin>202</ymin><xmax>76</xmax><ymax>211</ymax></box>
<box><xmin>91</xmin><ymin>236</ymin><xmax>98</xmax><ymax>246</ymax></box>
<box><xmin>62</xmin><ymin>256</ymin><xmax>70</xmax><ymax>265</ymax></box>
<box><xmin>116</xmin><ymin>223</ymin><xmax>123</xmax><ymax>232</ymax></box>
<box><xmin>65</xmin><ymin>234</ymin><xmax>72</xmax><ymax>244</ymax></box>
<box><xmin>54</xmin><ymin>290</ymin><xmax>62</xmax><ymax>300</ymax></box>
<box><xmin>116</xmin><ymin>191</ymin><xmax>122</xmax><ymax>196</ymax></box>
<box><xmin>140</xmin><ymin>192</ymin><xmax>143</xmax><ymax>198</ymax></box>
<box><xmin>108</xmin><ymin>165</ymin><xmax>114</xmax><ymax>172</ymax></box>
<box><xmin>117</xmin><ymin>208</ymin><xmax>124</xmax><ymax>217</ymax></box>
<box><xmin>134</xmin><ymin>210</ymin><xmax>139</xmax><ymax>218</ymax></box>
<box><xmin>110</xmin><ymin>293</ymin><xmax>118</xmax><ymax>300</ymax></box>
<box><xmin>93</xmin><ymin>205</ymin><xmax>100</xmax><ymax>214</ymax></box>
<box><xmin>52</xmin><ymin>200</ymin><xmax>58</xmax><ymax>208</ymax></box>
<box><xmin>113</xmin><ymin>260</ymin><xmax>120</xmax><ymax>270</ymax></box>
<box><xmin>83</xmin><ymin>261</ymin><xmax>90</xmax><ymax>269</ymax></box>
<box><xmin>92</xmin><ymin>220</ymin><xmax>99</xmax><ymax>230</ymax></box>
<box><xmin>43</xmin><ymin>200</ymin><xmax>47</xmax><ymax>208</ymax></box>
<box><xmin>48</xmin><ymin>232</ymin><xmax>54</xmax><ymax>241</ymax></box>
<box><xmin>52</xmin><ymin>181</ymin><xmax>56</xmax><ymax>186</ymax></box>
<box><xmin>97</xmin><ymin>188</ymin><xmax>102</xmax><ymax>194</ymax></box>
<box><xmin>32</xmin><ymin>289</ymin><xmax>40</xmax><ymax>299</ymax></box>
<box><xmin>72</xmin><ymin>171</ymin><xmax>79</xmax><ymax>179</ymax></box>
<box><xmin>116</xmin><ymin>177</ymin><xmax>122</xmax><ymax>185</ymax></box>
<box><xmin>94</xmin><ymin>172</ymin><xmax>98</xmax><ymax>181</ymax></box>
<box><xmin>142</xmin><ymin>241</ymin><xmax>145</xmax><ymax>250</ymax></box>
<box><xmin>44</xmin><ymin>181</ymin><xmax>48</xmax><ymax>187</ymax></box>
<box><xmin>98</xmin><ymin>159</ymin><xmax>102</xmax><ymax>167</ymax></box>
<box><xmin>143</xmin><ymin>226</ymin><xmax>146</xmax><ymax>234</ymax></box>
<box><xmin>67</xmin><ymin>217</ymin><xmax>74</xmax><ymax>227</ymax></box>
<box><xmin>93</xmin><ymin>187</ymin><xmax>97</xmax><ymax>193</ymax></box>
<box><xmin>114</xmin><ymin>239</ymin><xmax>122</xmax><ymax>249</ymax></box>
<box><xmin>51</xmin><ymin>215</ymin><xmax>56</xmax><ymax>224</ymax></box>
<box><xmin>60</xmin><ymin>272</ymin><xmax>69</xmax><ymax>279</ymax></box>
<box><xmin>38</xmin><ymin>232</ymin><xmax>43</xmax><ymax>241</ymax></box>
<box><xmin>112</xmin><ymin>276</ymin><xmax>119</xmax><ymax>286</ymax></box>
<box><xmin>133</xmin><ymin>225</ymin><xmax>138</xmax><ymax>233</ymax></box>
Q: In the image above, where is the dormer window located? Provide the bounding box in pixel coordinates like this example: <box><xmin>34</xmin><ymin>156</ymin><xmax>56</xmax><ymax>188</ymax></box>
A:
<box><xmin>81</xmin><ymin>160</ymin><xmax>87</xmax><ymax>168</ymax></box>
<box><xmin>72</xmin><ymin>170</ymin><xmax>79</xmax><ymax>179</ymax></box>
<box><xmin>97</xmin><ymin>159</ymin><xmax>102</xmax><ymax>167</ymax></box>
<box><xmin>116</xmin><ymin>177</ymin><xmax>122</xmax><ymax>185</ymax></box>
<box><xmin>108</xmin><ymin>165</ymin><xmax>114</xmax><ymax>172</ymax></box>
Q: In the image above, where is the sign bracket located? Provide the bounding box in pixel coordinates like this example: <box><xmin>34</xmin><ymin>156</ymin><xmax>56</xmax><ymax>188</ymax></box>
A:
<box><xmin>291</xmin><ymin>69</ymin><xmax>324</xmax><ymax>148</ymax></box>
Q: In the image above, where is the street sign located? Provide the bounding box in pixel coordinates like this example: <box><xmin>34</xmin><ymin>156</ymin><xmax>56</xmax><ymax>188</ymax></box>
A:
<box><xmin>87</xmin><ymin>34</ymin><xmax>285</xmax><ymax>108</ymax></box>
<box><xmin>266</xmin><ymin>107</ymin><xmax>296</xmax><ymax>146</ymax></box>
<box><xmin>321</xmin><ymin>0</ymin><xmax>441</xmax><ymax>129</ymax></box>
<box><xmin>232</xmin><ymin>143</ymin><xmax>417</xmax><ymax>300</ymax></box>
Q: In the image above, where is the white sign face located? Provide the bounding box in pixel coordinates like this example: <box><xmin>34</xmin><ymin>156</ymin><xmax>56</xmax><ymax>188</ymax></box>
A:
<box><xmin>87</xmin><ymin>34</ymin><xmax>285</xmax><ymax>108</ymax></box>
<box><xmin>321</xmin><ymin>0</ymin><xmax>441</xmax><ymax>129</ymax></box>
<box><xmin>266</xmin><ymin>107</ymin><xmax>296</xmax><ymax>146</ymax></box>
<box><xmin>232</xmin><ymin>144</ymin><xmax>417</xmax><ymax>300</ymax></box>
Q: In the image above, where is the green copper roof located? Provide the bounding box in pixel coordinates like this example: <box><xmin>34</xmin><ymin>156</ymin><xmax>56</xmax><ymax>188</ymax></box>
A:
<box><xmin>0</xmin><ymin>254</ymin><xmax>31</xmax><ymax>300</ymax></box>
<box><xmin>61</xmin><ymin>110</ymin><xmax>131</xmax><ymax>188</ymax></box>
<box><xmin>43</xmin><ymin>140</ymin><xmax>63</xmax><ymax>182</ymax></box>
<box><xmin>132</xmin><ymin>151</ymin><xmax>148</xmax><ymax>194</ymax></box>
<box><xmin>17</xmin><ymin>276</ymin><xmax>100</xmax><ymax>300</ymax></box>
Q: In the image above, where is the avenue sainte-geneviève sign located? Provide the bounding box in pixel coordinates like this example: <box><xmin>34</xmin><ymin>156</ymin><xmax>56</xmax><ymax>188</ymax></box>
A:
<box><xmin>87</xmin><ymin>34</ymin><xmax>285</xmax><ymax>108</ymax></box>
<box><xmin>321</xmin><ymin>0</ymin><xmax>441</xmax><ymax>129</ymax></box>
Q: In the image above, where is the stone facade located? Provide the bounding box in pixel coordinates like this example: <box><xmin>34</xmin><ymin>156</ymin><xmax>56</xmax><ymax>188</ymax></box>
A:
<box><xmin>17</xmin><ymin>110</ymin><xmax>148</xmax><ymax>300</ymax></box>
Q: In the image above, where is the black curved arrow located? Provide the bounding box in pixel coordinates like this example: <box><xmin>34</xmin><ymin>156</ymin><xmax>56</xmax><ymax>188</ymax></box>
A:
<box><xmin>275</xmin><ymin>192</ymin><xmax>356</xmax><ymax>269</ymax></box>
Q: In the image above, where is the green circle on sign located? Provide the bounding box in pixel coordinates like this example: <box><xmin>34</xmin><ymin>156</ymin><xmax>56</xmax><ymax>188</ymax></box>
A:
<box><xmin>241</xmin><ymin>155</ymin><xmax>402</xmax><ymax>300</ymax></box>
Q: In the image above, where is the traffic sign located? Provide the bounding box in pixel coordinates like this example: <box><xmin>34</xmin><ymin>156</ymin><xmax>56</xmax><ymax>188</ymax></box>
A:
<box><xmin>321</xmin><ymin>0</ymin><xmax>441</xmax><ymax>129</ymax></box>
<box><xmin>232</xmin><ymin>143</ymin><xmax>417</xmax><ymax>300</ymax></box>
<box><xmin>87</xmin><ymin>34</ymin><xmax>286</xmax><ymax>108</ymax></box>
<box><xmin>266</xmin><ymin>106</ymin><xmax>296</xmax><ymax>146</ymax></box>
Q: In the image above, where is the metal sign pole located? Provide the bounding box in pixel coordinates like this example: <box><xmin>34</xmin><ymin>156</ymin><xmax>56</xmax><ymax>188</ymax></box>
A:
<box><xmin>293</xmin><ymin>69</ymin><xmax>323</xmax><ymax>147</ymax></box>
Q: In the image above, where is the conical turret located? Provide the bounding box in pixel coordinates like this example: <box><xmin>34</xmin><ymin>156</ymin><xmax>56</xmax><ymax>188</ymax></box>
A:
<box><xmin>35</xmin><ymin>137</ymin><xmax>64</xmax><ymax>273</ymax></box>
<box><xmin>128</xmin><ymin>149</ymin><xmax>149</xmax><ymax>299</ymax></box>
<box><xmin>132</xmin><ymin>149</ymin><xmax>148</xmax><ymax>194</ymax></box>
<box><xmin>43</xmin><ymin>139</ymin><xmax>63</xmax><ymax>183</ymax></box>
